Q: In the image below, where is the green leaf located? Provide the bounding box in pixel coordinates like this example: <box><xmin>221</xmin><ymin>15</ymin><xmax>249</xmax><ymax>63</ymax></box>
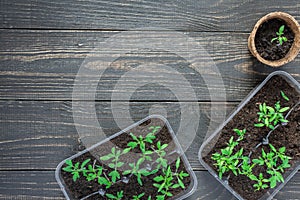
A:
<box><xmin>259</xmin><ymin>103</ymin><xmax>263</xmax><ymax>111</ymax></box>
<box><xmin>108</xmin><ymin>163</ymin><xmax>115</xmax><ymax>168</ymax></box>
<box><xmin>263</xmin><ymin>103</ymin><xmax>267</xmax><ymax>113</ymax></box>
<box><xmin>109</xmin><ymin>170</ymin><xmax>120</xmax><ymax>183</ymax></box>
<box><xmin>130</xmin><ymin>132</ymin><xmax>138</xmax><ymax>141</ymax></box>
<box><xmin>127</xmin><ymin>141</ymin><xmax>138</xmax><ymax>149</ymax></box>
<box><xmin>81</xmin><ymin>159</ymin><xmax>91</xmax><ymax>168</ymax></box>
<box><xmin>178</xmin><ymin>178</ymin><xmax>185</xmax><ymax>188</ymax></box>
<box><xmin>161</xmin><ymin>144</ymin><xmax>168</xmax><ymax>149</ymax></box>
<box><xmin>65</xmin><ymin>159</ymin><xmax>73</xmax><ymax>166</ymax></box>
<box><xmin>98</xmin><ymin>176</ymin><xmax>110</xmax><ymax>186</ymax></box>
<box><xmin>280</xmin><ymin>91</ymin><xmax>289</xmax><ymax>101</ymax></box>
<box><xmin>279</xmin><ymin>25</ymin><xmax>285</xmax><ymax>34</ymax></box>
<box><xmin>137</xmin><ymin>175</ymin><xmax>143</xmax><ymax>186</ymax></box>
<box><xmin>249</xmin><ymin>174</ymin><xmax>258</xmax><ymax>181</ymax></box>
<box><xmin>157</xmin><ymin>141</ymin><xmax>161</xmax><ymax>149</ymax></box>
<box><xmin>154</xmin><ymin>175</ymin><xmax>164</xmax><ymax>182</ymax></box>
<box><xmin>279</xmin><ymin>147</ymin><xmax>286</xmax><ymax>154</ymax></box>
<box><xmin>62</xmin><ymin>166</ymin><xmax>73</xmax><ymax>172</ymax></box>
<box><xmin>267</xmin><ymin>106</ymin><xmax>275</xmax><ymax>113</ymax></box>
<box><xmin>279</xmin><ymin>107</ymin><xmax>290</xmax><ymax>112</ymax></box>
<box><xmin>100</xmin><ymin>154</ymin><xmax>113</xmax><ymax>161</ymax></box>
<box><xmin>72</xmin><ymin>172</ymin><xmax>80</xmax><ymax>181</ymax></box>
<box><xmin>137</xmin><ymin>157</ymin><xmax>145</xmax><ymax>166</ymax></box>
<box><xmin>270</xmin><ymin>176</ymin><xmax>277</xmax><ymax>188</ymax></box>
<box><xmin>253</xmin><ymin>158</ymin><xmax>264</xmax><ymax>165</ymax></box>
<box><xmin>172</xmin><ymin>184</ymin><xmax>180</xmax><ymax>189</ymax></box>
<box><xmin>122</xmin><ymin>147</ymin><xmax>131</xmax><ymax>154</ymax></box>
<box><xmin>116</xmin><ymin>162</ymin><xmax>124</xmax><ymax>168</ymax></box>
<box><xmin>254</xmin><ymin>123</ymin><xmax>265</xmax><ymax>127</ymax></box>
<box><xmin>262</xmin><ymin>148</ymin><xmax>267</xmax><ymax>157</ymax></box>
<box><xmin>176</xmin><ymin>157</ymin><xmax>180</xmax><ymax>170</ymax></box>
<box><xmin>269</xmin><ymin>144</ymin><xmax>277</xmax><ymax>153</ymax></box>
<box><xmin>158</xmin><ymin>182</ymin><xmax>165</xmax><ymax>192</ymax></box>
<box><xmin>106</xmin><ymin>193</ymin><xmax>116</xmax><ymax>199</ymax></box>
<box><xmin>156</xmin><ymin>195</ymin><xmax>165</xmax><ymax>200</ymax></box>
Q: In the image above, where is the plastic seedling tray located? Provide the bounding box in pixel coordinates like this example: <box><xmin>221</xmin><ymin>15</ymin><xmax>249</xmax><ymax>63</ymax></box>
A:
<box><xmin>199</xmin><ymin>71</ymin><xmax>300</xmax><ymax>200</ymax></box>
<box><xmin>56</xmin><ymin>115</ymin><xmax>197</xmax><ymax>200</ymax></box>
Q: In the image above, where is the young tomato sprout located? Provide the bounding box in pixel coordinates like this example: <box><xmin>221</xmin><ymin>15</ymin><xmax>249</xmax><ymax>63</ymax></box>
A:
<box><xmin>271</xmin><ymin>25</ymin><xmax>288</xmax><ymax>45</ymax></box>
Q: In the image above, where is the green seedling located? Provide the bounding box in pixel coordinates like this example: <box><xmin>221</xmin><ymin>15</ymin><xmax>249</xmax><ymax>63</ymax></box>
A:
<box><xmin>132</xmin><ymin>192</ymin><xmax>145</xmax><ymax>200</ymax></box>
<box><xmin>153</xmin><ymin>158</ymin><xmax>189</xmax><ymax>200</ymax></box>
<box><xmin>280</xmin><ymin>91</ymin><xmax>289</xmax><ymax>101</ymax></box>
<box><xmin>252</xmin><ymin>144</ymin><xmax>291</xmax><ymax>189</ymax></box>
<box><xmin>271</xmin><ymin>25</ymin><xmax>288</xmax><ymax>45</ymax></box>
<box><xmin>127</xmin><ymin>126</ymin><xmax>161</xmax><ymax>162</ymax></box>
<box><xmin>153</xmin><ymin>166</ymin><xmax>174</xmax><ymax>200</ymax></box>
<box><xmin>239</xmin><ymin>157</ymin><xmax>255</xmax><ymax>177</ymax></box>
<box><xmin>123</xmin><ymin>161</ymin><xmax>155</xmax><ymax>186</ymax></box>
<box><xmin>173</xmin><ymin>158</ymin><xmax>190</xmax><ymax>189</ymax></box>
<box><xmin>211</xmin><ymin>135</ymin><xmax>245</xmax><ymax>179</ymax></box>
<box><xmin>100</xmin><ymin>147</ymin><xmax>131</xmax><ymax>183</ymax></box>
<box><xmin>249</xmin><ymin>173</ymin><xmax>269</xmax><ymax>191</ymax></box>
<box><xmin>255</xmin><ymin>101</ymin><xmax>289</xmax><ymax>129</ymax></box>
<box><xmin>153</xmin><ymin>141</ymin><xmax>169</xmax><ymax>169</ymax></box>
<box><xmin>106</xmin><ymin>191</ymin><xmax>123</xmax><ymax>200</ymax></box>
<box><xmin>63</xmin><ymin>159</ymin><xmax>91</xmax><ymax>182</ymax></box>
<box><xmin>233</xmin><ymin>128</ymin><xmax>246</xmax><ymax>141</ymax></box>
<box><xmin>63</xmin><ymin>158</ymin><xmax>112</xmax><ymax>188</ymax></box>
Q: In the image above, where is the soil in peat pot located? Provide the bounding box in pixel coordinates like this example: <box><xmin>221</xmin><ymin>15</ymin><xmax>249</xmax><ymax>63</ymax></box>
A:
<box><xmin>60</xmin><ymin>118</ymin><xmax>192</xmax><ymax>200</ymax></box>
<box><xmin>255</xmin><ymin>18</ymin><xmax>295</xmax><ymax>61</ymax></box>
<box><xmin>203</xmin><ymin>75</ymin><xmax>300</xmax><ymax>200</ymax></box>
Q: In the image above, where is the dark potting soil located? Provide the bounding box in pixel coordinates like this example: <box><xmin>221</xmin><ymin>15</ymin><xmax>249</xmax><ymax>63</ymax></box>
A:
<box><xmin>203</xmin><ymin>75</ymin><xmax>300</xmax><ymax>200</ymax></box>
<box><xmin>60</xmin><ymin>118</ymin><xmax>192</xmax><ymax>200</ymax></box>
<box><xmin>255</xmin><ymin>18</ymin><xmax>295</xmax><ymax>61</ymax></box>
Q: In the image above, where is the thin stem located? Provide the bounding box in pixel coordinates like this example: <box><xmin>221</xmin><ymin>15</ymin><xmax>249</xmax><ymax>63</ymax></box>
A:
<box><xmin>80</xmin><ymin>191</ymin><xmax>99</xmax><ymax>200</ymax></box>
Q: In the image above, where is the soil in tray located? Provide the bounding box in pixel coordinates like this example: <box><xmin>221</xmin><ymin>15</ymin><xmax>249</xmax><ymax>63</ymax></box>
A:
<box><xmin>60</xmin><ymin>118</ymin><xmax>192</xmax><ymax>200</ymax></box>
<box><xmin>255</xmin><ymin>18</ymin><xmax>295</xmax><ymax>61</ymax></box>
<box><xmin>203</xmin><ymin>75</ymin><xmax>300</xmax><ymax>200</ymax></box>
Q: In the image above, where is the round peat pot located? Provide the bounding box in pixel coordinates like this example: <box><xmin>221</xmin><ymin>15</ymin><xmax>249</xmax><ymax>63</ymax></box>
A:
<box><xmin>248</xmin><ymin>12</ymin><xmax>300</xmax><ymax>67</ymax></box>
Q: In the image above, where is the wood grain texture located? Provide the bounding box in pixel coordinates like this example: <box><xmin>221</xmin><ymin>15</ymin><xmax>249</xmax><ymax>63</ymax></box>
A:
<box><xmin>0</xmin><ymin>100</ymin><xmax>236</xmax><ymax>170</ymax></box>
<box><xmin>0</xmin><ymin>0</ymin><xmax>300</xmax><ymax>31</ymax></box>
<box><xmin>1</xmin><ymin>30</ymin><xmax>300</xmax><ymax>101</ymax></box>
<box><xmin>0</xmin><ymin>171</ymin><xmax>299</xmax><ymax>200</ymax></box>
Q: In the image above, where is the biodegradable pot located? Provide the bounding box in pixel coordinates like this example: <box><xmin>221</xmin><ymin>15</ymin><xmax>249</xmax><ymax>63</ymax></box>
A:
<box><xmin>56</xmin><ymin>115</ymin><xmax>197</xmax><ymax>200</ymax></box>
<box><xmin>199</xmin><ymin>71</ymin><xmax>300</xmax><ymax>200</ymax></box>
<box><xmin>248</xmin><ymin>12</ymin><xmax>300</xmax><ymax>67</ymax></box>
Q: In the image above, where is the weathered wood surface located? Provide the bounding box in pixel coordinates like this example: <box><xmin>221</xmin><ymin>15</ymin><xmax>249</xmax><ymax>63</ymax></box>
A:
<box><xmin>1</xmin><ymin>30</ymin><xmax>299</xmax><ymax>101</ymax></box>
<box><xmin>0</xmin><ymin>100</ymin><xmax>235</xmax><ymax>170</ymax></box>
<box><xmin>1</xmin><ymin>0</ymin><xmax>300</xmax><ymax>31</ymax></box>
<box><xmin>1</xmin><ymin>0</ymin><xmax>300</xmax><ymax>199</ymax></box>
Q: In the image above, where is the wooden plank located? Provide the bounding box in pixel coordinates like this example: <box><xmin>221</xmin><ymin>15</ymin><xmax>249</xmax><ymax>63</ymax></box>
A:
<box><xmin>0</xmin><ymin>100</ymin><xmax>236</xmax><ymax>170</ymax></box>
<box><xmin>0</xmin><ymin>0</ymin><xmax>300</xmax><ymax>32</ymax></box>
<box><xmin>1</xmin><ymin>30</ymin><xmax>300</xmax><ymax>101</ymax></box>
<box><xmin>0</xmin><ymin>170</ymin><xmax>299</xmax><ymax>200</ymax></box>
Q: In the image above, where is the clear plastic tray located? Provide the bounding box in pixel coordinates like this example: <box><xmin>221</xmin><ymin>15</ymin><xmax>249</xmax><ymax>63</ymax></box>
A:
<box><xmin>56</xmin><ymin>115</ymin><xmax>197</xmax><ymax>200</ymax></box>
<box><xmin>199</xmin><ymin>71</ymin><xmax>300</xmax><ymax>200</ymax></box>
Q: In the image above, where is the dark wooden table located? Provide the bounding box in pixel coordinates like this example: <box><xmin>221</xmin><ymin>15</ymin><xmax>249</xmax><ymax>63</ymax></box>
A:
<box><xmin>0</xmin><ymin>1</ymin><xmax>299</xmax><ymax>199</ymax></box>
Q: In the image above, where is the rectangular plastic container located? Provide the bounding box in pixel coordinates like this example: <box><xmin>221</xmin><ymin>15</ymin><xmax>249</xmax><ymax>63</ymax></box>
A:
<box><xmin>199</xmin><ymin>71</ymin><xmax>300</xmax><ymax>200</ymax></box>
<box><xmin>56</xmin><ymin>115</ymin><xmax>197</xmax><ymax>200</ymax></box>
